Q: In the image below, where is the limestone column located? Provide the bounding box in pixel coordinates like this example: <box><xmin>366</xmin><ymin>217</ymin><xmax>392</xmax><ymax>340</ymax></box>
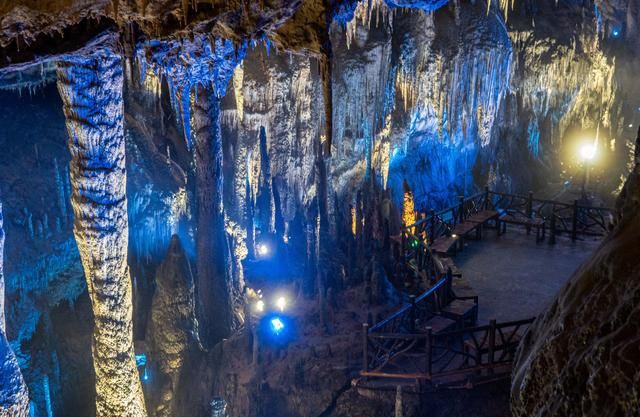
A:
<box><xmin>57</xmin><ymin>48</ymin><xmax>146</xmax><ymax>417</ymax></box>
<box><xmin>192</xmin><ymin>84</ymin><xmax>231</xmax><ymax>347</ymax></box>
<box><xmin>0</xmin><ymin>202</ymin><xmax>29</xmax><ymax>417</ymax></box>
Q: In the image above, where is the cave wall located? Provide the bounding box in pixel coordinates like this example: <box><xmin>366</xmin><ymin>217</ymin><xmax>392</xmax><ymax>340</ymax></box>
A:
<box><xmin>0</xmin><ymin>0</ymin><xmax>638</xmax><ymax>416</ymax></box>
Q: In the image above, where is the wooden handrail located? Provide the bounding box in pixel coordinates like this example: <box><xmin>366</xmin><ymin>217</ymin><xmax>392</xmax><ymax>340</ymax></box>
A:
<box><xmin>368</xmin><ymin>274</ymin><xmax>449</xmax><ymax>333</ymax></box>
<box><xmin>368</xmin><ymin>317</ymin><xmax>535</xmax><ymax>340</ymax></box>
<box><xmin>402</xmin><ymin>189</ymin><xmax>613</xmax><ymax>238</ymax></box>
<box><xmin>362</xmin><ymin>316</ymin><xmax>536</xmax><ymax>382</ymax></box>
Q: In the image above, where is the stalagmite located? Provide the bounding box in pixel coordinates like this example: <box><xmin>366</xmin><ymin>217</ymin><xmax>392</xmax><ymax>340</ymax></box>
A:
<box><xmin>57</xmin><ymin>47</ymin><xmax>146</xmax><ymax>417</ymax></box>
<box><xmin>148</xmin><ymin>235</ymin><xmax>196</xmax><ymax>417</ymax></box>
<box><xmin>0</xmin><ymin>202</ymin><xmax>29</xmax><ymax>417</ymax></box>
<box><xmin>192</xmin><ymin>84</ymin><xmax>232</xmax><ymax>346</ymax></box>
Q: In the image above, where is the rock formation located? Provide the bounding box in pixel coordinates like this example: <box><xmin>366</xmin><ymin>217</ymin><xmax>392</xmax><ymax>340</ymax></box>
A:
<box><xmin>511</xmin><ymin>130</ymin><xmax>640</xmax><ymax>416</ymax></box>
<box><xmin>0</xmin><ymin>0</ymin><xmax>639</xmax><ymax>416</ymax></box>
<box><xmin>0</xmin><ymin>202</ymin><xmax>29</xmax><ymax>417</ymax></box>
<box><xmin>193</xmin><ymin>84</ymin><xmax>234</xmax><ymax>347</ymax></box>
<box><xmin>56</xmin><ymin>41</ymin><xmax>146</xmax><ymax>416</ymax></box>
<box><xmin>147</xmin><ymin>236</ymin><xmax>196</xmax><ymax>417</ymax></box>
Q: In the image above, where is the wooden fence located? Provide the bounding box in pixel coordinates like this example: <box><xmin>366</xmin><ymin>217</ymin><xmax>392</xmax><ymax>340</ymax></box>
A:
<box><xmin>362</xmin><ymin>317</ymin><xmax>535</xmax><ymax>381</ymax></box>
<box><xmin>403</xmin><ymin>188</ymin><xmax>613</xmax><ymax>246</ymax></box>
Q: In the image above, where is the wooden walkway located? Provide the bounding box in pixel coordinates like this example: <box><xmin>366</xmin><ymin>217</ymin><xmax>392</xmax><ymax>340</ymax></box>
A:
<box><xmin>357</xmin><ymin>189</ymin><xmax>612</xmax><ymax>390</ymax></box>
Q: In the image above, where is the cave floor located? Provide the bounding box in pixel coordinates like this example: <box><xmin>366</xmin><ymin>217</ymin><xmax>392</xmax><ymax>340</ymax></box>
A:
<box><xmin>453</xmin><ymin>227</ymin><xmax>601</xmax><ymax>324</ymax></box>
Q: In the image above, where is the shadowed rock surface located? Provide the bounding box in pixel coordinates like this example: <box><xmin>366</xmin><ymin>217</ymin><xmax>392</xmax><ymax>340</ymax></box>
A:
<box><xmin>147</xmin><ymin>236</ymin><xmax>196</xmax><ymax>417</ymax></box>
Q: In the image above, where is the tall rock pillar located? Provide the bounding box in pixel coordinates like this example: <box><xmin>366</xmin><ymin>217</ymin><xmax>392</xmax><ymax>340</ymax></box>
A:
<box><xmin>57</xmin><ymin>47</ymin><xmax>146</xmax><ymax>417</ymax></box>
<box><xmin>192</xmin><ymin>84</ymin><xmax>232</xmax><ymax>347</ymax></box>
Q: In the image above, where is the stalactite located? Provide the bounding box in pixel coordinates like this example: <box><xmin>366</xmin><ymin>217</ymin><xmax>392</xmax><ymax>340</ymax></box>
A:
<box><xmin>56</xmin><ymin>47</ymin><xmax>146</xmax><ymax>417</ymax></box>
<box><xmin>137</xmin><ymin>36</ymin><xmax>247</xmax><ymax>149</ymax></box>
<box><xmin>0</xmin><ymin>202</ymin><xmax>31</xmax><ymax>417</ymax></box>
<box><xmin>232</xmin><ymin>64</ymin><xmax>244</xmax><ymax>122</ymax></box>
<box><xmin>192</xmin><ymin>83</ymin><xmax>232</xmax><ymax>347</ymax></box>
<box><xmin>319</xmin><ymin>53</ymin><xmax>333</xmax><ymax>154</ymax></box>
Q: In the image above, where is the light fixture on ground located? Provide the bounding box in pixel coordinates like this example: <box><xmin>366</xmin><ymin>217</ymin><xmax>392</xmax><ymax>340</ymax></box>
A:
<box><xmin>270</xmin><ymin>317</ymin><xmax>285</xmax><ymax>335</ymax></box>
<box><xmin>579</xmin><ymin>143</ymin><xmax>597</xmax><ymax>161</ymax></box>
<box><xmin>579</xmin><ymin>142</ymin><xmax>597</xmax><ymax>198</ymax></box>
<box><xmin>257</xmin><ymin>243</ymin><xmax>269</xmax><ymax>257</ymax></box>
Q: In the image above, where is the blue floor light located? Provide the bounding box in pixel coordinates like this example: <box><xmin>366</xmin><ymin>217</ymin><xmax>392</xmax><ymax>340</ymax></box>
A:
<box><xmin>270</xmin><ymin>317</ymin><xmax>285</xmax><ymax>335</ymax></box>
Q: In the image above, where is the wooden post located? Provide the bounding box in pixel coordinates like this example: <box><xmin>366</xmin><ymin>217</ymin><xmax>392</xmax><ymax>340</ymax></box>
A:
<box><xmin>458</xmin><ymin>195</ymin><xmax>465</xmax><ymax>223</ymax></box>
<box><xmin>362</xmin><ymin>323</ymin><xmax>369</xmax><ymax>373</ymax></box>
<box><xmin>488</xmin><ymin>319</ymin><xmax>496</xmax><ymax>370</ymax></box>
<box><xmin>549</xmin><ymin>214</ymin><xmax>556</xmax><ymax>245</ymax></box>
<box><xmin>395</xmin><ymin>385</ymin><xmax>403</xmax><ymax>417</ymax></box>
<box><xmin>425</xmin><ymin>327</ymin><xmax>433</xmax><ymax>378</ymax></box>
<box><xmin>526</xmin><ymin>191</ymin><xmax>533</xmax><ymax>234</ymax></box>
<box><xmin>446</xmin><ymin>268</ymin><xmax>453</xmax><ymax>303</ymax></box>
<box><xmin>409</xmin><ymin>295</ymin><xmax>416</xmax><ymax>332</ymax></box>
<box><xmin>572</xmin><ymin>199</ymin><xmax>578</xmax><ymax>241</ymax></box>
<box><xmin>429</xmin><ymin>209</ymin><xmax>435</xmax><ymax>243</ymax></box>
<box><xmin>484</xmin><ymin>186</ymin><xmax>490</xmax><ymax>211</ymax></box>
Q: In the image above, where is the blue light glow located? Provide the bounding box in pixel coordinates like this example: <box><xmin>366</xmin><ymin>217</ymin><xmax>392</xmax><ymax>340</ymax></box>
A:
<box><xmin>270</xmin><ymin>317</ymin><xmax>285</xmax><ymax>335</ymax></box>
<box><xmin>135</xmin><ymin>353</ymin><xmax>147</xmax><ymax>367</ymax></box>
<box><xmin>142</xmin><ymin>367</ymin><xmax>150</xmax><ymax>382</ymax></box>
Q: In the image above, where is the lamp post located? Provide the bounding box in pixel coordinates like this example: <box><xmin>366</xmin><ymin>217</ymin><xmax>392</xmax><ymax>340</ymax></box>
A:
<box><xmin>579</xmin><ymin>143</ymin><xmax>596</xmax><ymax>198</ymax></box>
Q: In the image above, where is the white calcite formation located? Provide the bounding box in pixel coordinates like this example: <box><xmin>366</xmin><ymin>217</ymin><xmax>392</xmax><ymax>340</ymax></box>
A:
<box><xmin>56</xmin><ymin>45</ymin><xmax>146</xmax><ymax>416</ymax></box>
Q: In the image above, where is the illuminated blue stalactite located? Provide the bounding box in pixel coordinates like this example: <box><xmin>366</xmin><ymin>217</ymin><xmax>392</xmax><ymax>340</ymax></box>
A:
<box><xmin>138</xmin><ymin>36</ymin><xmax>247</xmax><ymax>149</ymax></box>
<box><xmin>332</xmin><ymin>0</ymin><xmax>449</xmax><ymax>24</ymax></box>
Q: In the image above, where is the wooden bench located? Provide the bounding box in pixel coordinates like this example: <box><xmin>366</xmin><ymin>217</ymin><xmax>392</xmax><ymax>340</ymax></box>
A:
<box><xmin>433</xmin><ymin>255</ymin><xmax>462</xmax><ymax>278</ymax></box>
<box><xmin>441</xmin><ymin>257</ymin><xmax>462</xmax><ymax>277</ymax></box>
<box><xmin>466</xmin><ymin>210</ymin><xmax>500</xmax><ymax>224</ymax></box>
<box><xmin>452</xmin><ymin>221</ymin><xmax>479</xmax><ymax>237</ymax></box>
<box><xmin>465</xmin><ymin>210</ymin><xmax>500</xmax><ymax>239</ymax></box>
<box><xmin>499</xmin><ymin>213</ymin><xmax>546</xmax><ymax>242</ymax></box>
<box><xmin>441</xmin><ymin>296</ymin><xmax>478</xmax><ymax>328</ymax></box>
<box><xmin>419</xmin><ymin>315</ymin><xmax>458</xmax><ymax>334</ymax></box>
<box><xmin>431</xmin><ymin>235</ymin><xmax>458</xmax><ymax>255</ymax></box>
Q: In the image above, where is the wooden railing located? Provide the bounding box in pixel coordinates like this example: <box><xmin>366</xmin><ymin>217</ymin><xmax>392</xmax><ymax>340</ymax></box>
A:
<box><xmin>403</xmin><ymin>188</ymin><xmax>613</xmax><ymax>245</ymax></box>
<box><xmin>361</xmin><ymin>317</ymin><xmax>535</xmax><ymax>380</ymax></box>
<box><xmin>368</xmin><ymin>275</ymin><xmax>453</xmax><ymax>333</ymax></box>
